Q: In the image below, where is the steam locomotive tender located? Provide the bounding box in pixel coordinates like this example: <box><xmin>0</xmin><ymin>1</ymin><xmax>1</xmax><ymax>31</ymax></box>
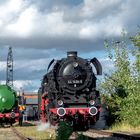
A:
<box><xmin>0</xmin><ymin>85</ymin><xmax>19</xmax><ymax>125</ymax></box>
<box><xmin>39</xmin><ymin>51</ymin><xmax>102</xmax><ymax>128</ymax></box>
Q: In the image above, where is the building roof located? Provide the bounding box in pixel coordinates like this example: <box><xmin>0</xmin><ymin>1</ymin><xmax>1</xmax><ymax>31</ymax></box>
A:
<box><xmin>20</xmin><ymin>92</ymin><xmax>38</xmax><ymax>105</ymax></box>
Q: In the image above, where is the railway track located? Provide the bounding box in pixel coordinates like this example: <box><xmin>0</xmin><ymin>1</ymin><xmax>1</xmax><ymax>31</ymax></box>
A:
<box><xmin>0</xmin><ymin>126</ymin><xmax>34</xmax><ymax>140</ymax></box>
<box><xmin>11</xmin><ymin>126</ymin><xmax>34</xmax><ymax>140</ymax></box>
<box><xmin>81</xmin><ymin>129</ymin><xmax>140</xmax><ymax>140</ymax></box>
<box><xmin>25</xmin><ymin>121</ymin><xmax>140</xmax><ymax>140</ymax></box>
<box><xmin>69</xmin><ymin>129</ymin><xmax>140</xmax><ymax>140</ymax></box>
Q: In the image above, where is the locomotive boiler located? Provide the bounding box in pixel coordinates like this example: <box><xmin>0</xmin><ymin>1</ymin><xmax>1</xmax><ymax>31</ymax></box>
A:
<box><xmin>38</xmin><ymin>51</ymin><xmax>102</xmax><ymax>129</ymax></box>
<box><xmin>0</xmin><ymin>85</ymin><xmax>19</xmax><ymax>125</ymax></box>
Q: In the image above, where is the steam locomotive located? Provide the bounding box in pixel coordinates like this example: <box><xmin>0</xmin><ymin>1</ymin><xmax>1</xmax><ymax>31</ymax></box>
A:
<box><xmin>38</xmin><ymin>51</ymin><xmax>102</xmax><ymax>129</ymax></box>
<box><xmin>0</xmin><ymin>85</ymin><xmax>19</xmax><ymax>125</ymax></box>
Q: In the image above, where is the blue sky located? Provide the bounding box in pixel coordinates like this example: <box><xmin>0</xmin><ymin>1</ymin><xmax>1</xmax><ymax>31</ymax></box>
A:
<box><xmin>0</xmin><ymin>0</ymin><xmax>140</xmax><ymax>92</ymax></box>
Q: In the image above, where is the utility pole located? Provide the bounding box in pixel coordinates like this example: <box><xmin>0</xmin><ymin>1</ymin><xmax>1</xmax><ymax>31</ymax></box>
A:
<box><xmin>6</xmin><ymin>46</ymin><xmax>13</xmax><ymax>87</ymax></box>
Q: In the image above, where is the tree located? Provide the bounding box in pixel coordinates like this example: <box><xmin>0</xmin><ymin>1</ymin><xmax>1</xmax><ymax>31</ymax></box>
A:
<box><xmin>130</xmin><ymin>31</ymin><xmax>140</xmax><ymax>92</ymax></box>
<box><xmin>102</xmin><ymin>39</ymin><xmax>133</xmax><ymax>96</ymax></box>
<box><xmin>101</xmin><ymin>31</ymin><xmax>140</xmax><ymax>126</ymax></box>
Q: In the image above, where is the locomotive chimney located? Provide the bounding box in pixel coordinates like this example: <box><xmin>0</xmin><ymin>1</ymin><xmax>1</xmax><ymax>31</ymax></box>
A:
<box><xmin>67</xmin><ymin>51</ymin><xmax>77</xmax><ymax>58</ymax></box>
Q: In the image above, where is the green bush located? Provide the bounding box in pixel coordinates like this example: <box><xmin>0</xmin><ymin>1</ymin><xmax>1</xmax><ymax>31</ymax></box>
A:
<box><xmin>56</xmin><ymin>121</ymin><xmax>73</xmax><ymax>140</ymax></box>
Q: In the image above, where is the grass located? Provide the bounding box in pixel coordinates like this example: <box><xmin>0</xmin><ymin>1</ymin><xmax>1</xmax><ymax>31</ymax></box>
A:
<box><xmin>15</xmin><ymin>122</ymin><xmax>56</xmax><ymax>140</ymax></box>
<box><xmin>14</xmin><ymin>121</ymin><xmax>140</xmax><ymax>139</ymax></box>
<box><xmin>109</xmin><ymin>122</ymin><xmax>140</xmax><ymax>134</ymax></box>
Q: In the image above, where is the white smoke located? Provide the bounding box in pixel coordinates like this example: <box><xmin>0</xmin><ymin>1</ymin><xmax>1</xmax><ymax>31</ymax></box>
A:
<box><xmin>37</xmin><ymin>122</ymin><xmax>51</xmax><ymax>131</ymax></box>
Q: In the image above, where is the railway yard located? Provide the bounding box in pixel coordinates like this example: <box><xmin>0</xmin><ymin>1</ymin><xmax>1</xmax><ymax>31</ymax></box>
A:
<box><xmin>0</xmin><ymin>50</ymin><xmax>140</xmax><ymax>140</ymax></box>
<box><xmin>0</xmin><ymin>0</ymin><xmax>140</xmax><ymax>139</ymax></box>
<box><xmin>0</xmin><ymin>121</ymin><xmax>140</xmax><ymax>140</ymax></box>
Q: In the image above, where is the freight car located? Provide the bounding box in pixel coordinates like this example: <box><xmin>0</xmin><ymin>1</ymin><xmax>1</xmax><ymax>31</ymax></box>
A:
<box><xmin>38</xmin><ymin>51</ymin><xmax>102</xmax><ymax>129</ymax></box>
<box><xmin>0</xmin><ymin>85</ymin><xmax>19</xmax><ymax>125</ymax></box>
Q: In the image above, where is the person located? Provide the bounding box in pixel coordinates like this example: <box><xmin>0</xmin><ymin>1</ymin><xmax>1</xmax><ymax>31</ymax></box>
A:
<box><xmin>19</xmin><ymin>105</ymin><xmax>24</xmax><ymax>126</ymax></box>
<box><xmin>19</xmin><ymin>110</ymin><xmax>23</xmax><ymax>126</ymax></box>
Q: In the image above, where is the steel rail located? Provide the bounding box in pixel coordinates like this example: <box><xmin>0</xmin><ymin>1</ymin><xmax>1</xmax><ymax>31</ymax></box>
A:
<box><xmin>81</xmin><ymin>129</ymin><xmax>140</xmax><ymax>140</ymax></box>
<box><xmin>11</xmin><ymin>126</ymin><xmax>34</xmax><ymax>140</ymax></box>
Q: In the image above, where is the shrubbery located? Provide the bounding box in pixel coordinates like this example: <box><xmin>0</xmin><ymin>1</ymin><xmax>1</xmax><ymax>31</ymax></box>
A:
<box><xmin>56</xmin><ymin>121</ymin><xmax>73</xmax><ymax>140</ymax></box>
<box><xmin>101</xmin><ymin>31</ymin><xmax>140</xmax><ymax>127</ymax></box>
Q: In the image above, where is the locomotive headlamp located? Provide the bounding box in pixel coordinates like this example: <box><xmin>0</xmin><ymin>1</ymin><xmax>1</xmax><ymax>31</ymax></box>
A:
<box><xmin>89</xmin><ymin>100</ymin><xmax>95</xmax><ymax>106</ymax></box>
<box><xmin>73</xmin><ymin>62</ymin><xmax>78</xmax><ymax>68</ymax></box>
<box><xmin>58</xmin><ymin>100</ymin><xmax>63</xmax><ymax>106</ymax></box>
<box><xmin>57</xmin><ymin>107</ymin><xmax>66</xmax><ymax>116</ymax></box>
<box><xmin>89</xmin><ymin>107</ymin><xmax>98</xmax><ymax>116</ymax></box>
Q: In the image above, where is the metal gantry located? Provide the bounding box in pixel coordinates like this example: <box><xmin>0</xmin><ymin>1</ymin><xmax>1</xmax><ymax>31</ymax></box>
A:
<box><xmin>6</xmin><ymin>46</ymin><xmax>13</xmax><ymax>87</ymax></box>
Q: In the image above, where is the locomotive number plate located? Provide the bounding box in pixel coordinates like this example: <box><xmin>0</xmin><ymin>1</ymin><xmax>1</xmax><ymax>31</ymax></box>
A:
<box><xmin>67</xmin><ymin>80</ymin><xmax>83</xmax><ymax>84</ymax></box>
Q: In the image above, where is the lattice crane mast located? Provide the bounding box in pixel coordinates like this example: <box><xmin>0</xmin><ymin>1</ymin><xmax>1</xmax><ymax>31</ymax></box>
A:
<box><xmin>6</xmin><ymin>46</ymin><xmax>13</xmax><ymax>87</ymax></box>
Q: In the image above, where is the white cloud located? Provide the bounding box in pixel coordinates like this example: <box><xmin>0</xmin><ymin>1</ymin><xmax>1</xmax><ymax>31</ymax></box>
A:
<box><xmin>6</xmin><ymin>6</ymin><xmax>37</xmax><ymax>37</ymax></box>
<box><xmin>41</xmin><ymin>11</ymin><xmax>68</xmax><ymax>36</ymax></box>
<box><xmin>79</xmin><ymin>20</ymin><xmax>123</xmax><ymax>40</ymax></box>
<box><xmin>13</xmin><ymin>80</ymin><xmax>32</xmax><ymax>91</ymax></box>
<box><xmin>0</xmin><ymin>0</ymin><xmax>139</xmax><ymax>43</ymax></box>
<box><xmin>81</xmin><ymin>0</ymin><xmax>121</xmax><ymax>18</ymax></box>
<box><xmin>0</xmin><ymin>61</ymin><xmax>6</xmax><ymax>71</ymax></box>
<box><xmin>0</xmin><ymin>0</ymin><xmax>135</xmax><ymax>40</ymax></box>
<box><xmin>0</xmin><ymin>79</ymin><xmax>39</xmax><ymax>93</ymax></box>
<box><xmin>14</xmin><ymin>58</ymin><xmax>50</xmax><ymax>71</ymax></box>
<box><xmin>0</xmin><ymin>0</ymin><xmax>23</xmax><ymax>19</ymax></box>
<box><xmin>0</xmin><ymin>0</ymin><xmax>25</xmax><ymax>37</ymax></box>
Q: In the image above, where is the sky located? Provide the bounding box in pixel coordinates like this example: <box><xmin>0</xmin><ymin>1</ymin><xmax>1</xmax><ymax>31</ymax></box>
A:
<box><xmin>0</xmin><ymin>0</ymin><xmax>140</xmax><ymax>92</ymax></box>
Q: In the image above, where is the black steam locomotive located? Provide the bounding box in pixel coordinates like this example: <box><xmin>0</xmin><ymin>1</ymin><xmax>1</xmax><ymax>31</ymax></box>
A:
<box><xmin>38</xmin><ymin>51</ymin><xmax>102</xmax><ymax>129</ymax></box>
